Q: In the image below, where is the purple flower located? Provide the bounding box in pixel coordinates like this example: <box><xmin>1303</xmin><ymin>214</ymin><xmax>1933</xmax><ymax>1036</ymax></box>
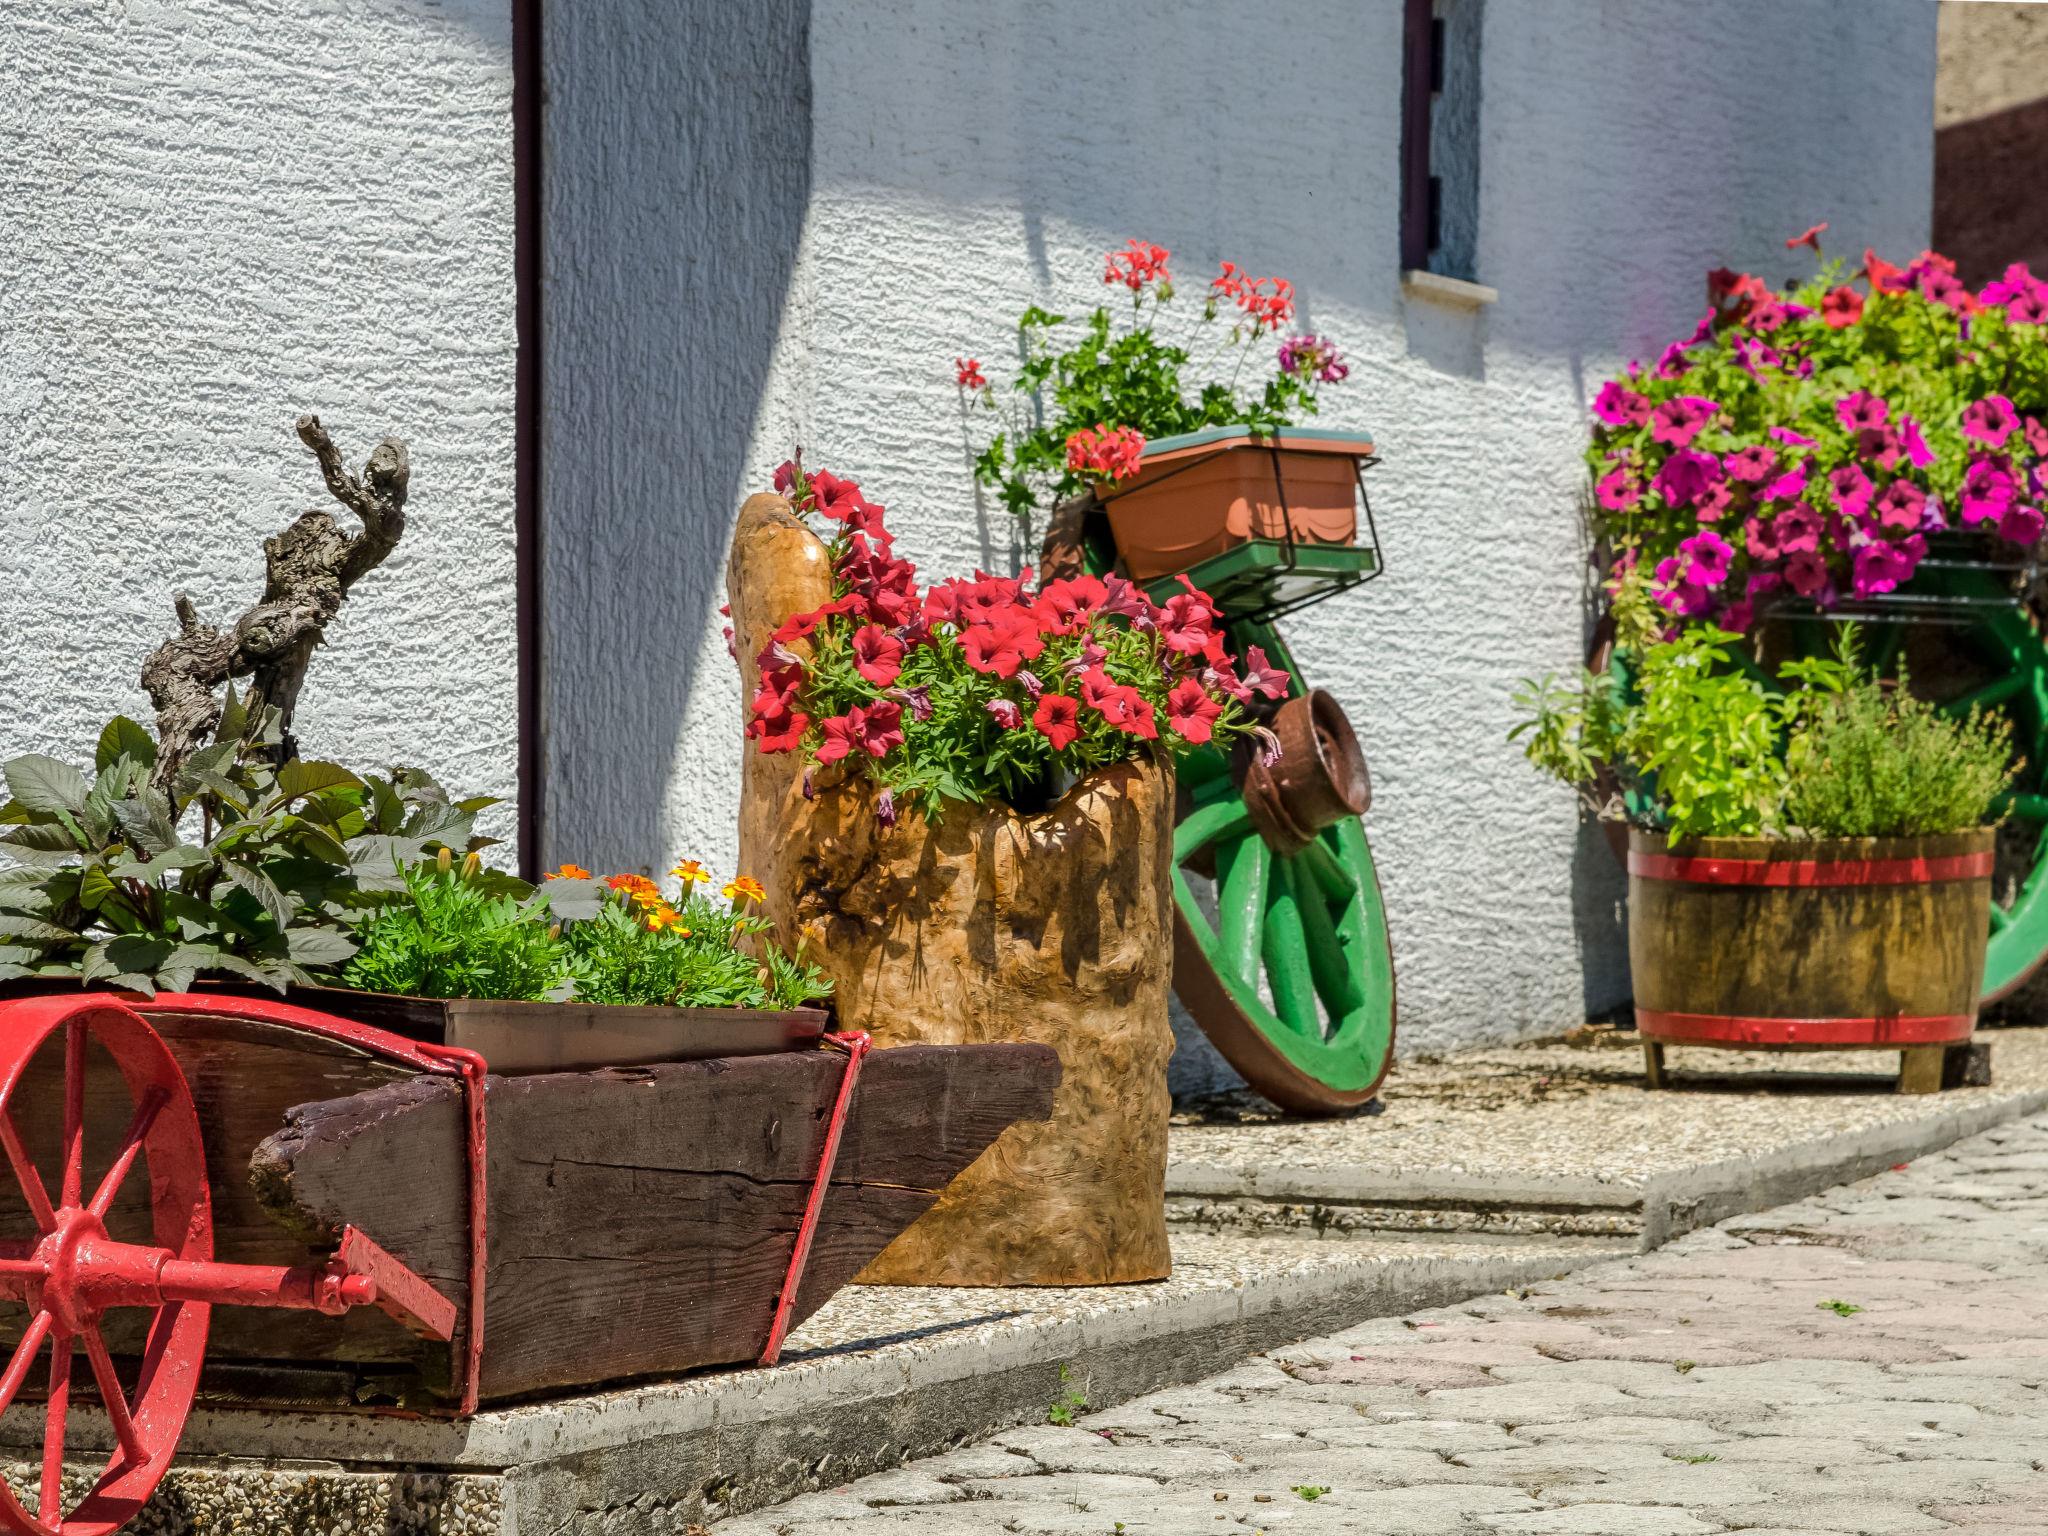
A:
<box><xmin>888</xmin><ymin>684</ymin><xmax>935</xmax><ymax>720</ymax></box>
<box><xmin>1015</xmin><ymin>669</ymin><xmax>1045</xmax><ymax>700</ymax></box>
<box><xmin>1746</xmin><ymin>568</ymin><xmax>1786</xmax><ymax>597</ymax></box>
<box><xmin>1649</xmin><ymin>396</ymin><xmax>1720</xmax><ymax>447</ymax></box>
<box><xmin>1278</xmin><ymin>333</ymin><xmax>1349</xmax><ymax>384</ymax></box>
<box><xmin>1962</xmin><ymin>394</ymin><xmax>2020</xmax><ymax>448</ymax></box>
<box><xmin>1693</xmin><ymin>481</ymin><xmax>1734</xmax><ymax>524</ymax></box>
<box><xmin>1873</xmin><ymin>480</ymin><xmax>1927</xmax><ymax>533</ymax></box>
<box><xmin>1836</xmin><ymin>391</ymin><xmax>1889</xmax><ymax>433</ymax></box>
<box><xmin>1923</xmin><ymin>269</ymin><xmax>1971</xmax><ymax>313</ymax></box>
<box><xmin>985</xmin><ymin>698</ymin><xmax>1022</xmax><ymax>729</ymax></box>
<box><xmin>802</xmin><ymin>769</ymin><xmax>817</xmax><ymax>802</ymax></box>
<box><xmin>1651</xmin><ymin>448</ymin><xmax>1723</xmax><ymax>508</ymax></box>
<box><xmin>1725</xmin><ymin>444</ymin><xmax>1778</xmax><ymax>483</ymax></box>
<box><xmin>1592</xmin><ymin>381</ymin><xmax>1651</xmax><ymax>427</ymax></box>
<box><xmin>875</xmin><ymin>786</ymin><xmax>897</xmax><ymax>828</ymax></box>
<box><xmin>1251</xmin><ymin>725</ymin><xmax>1283</xmax><ymax>768</ymax></box>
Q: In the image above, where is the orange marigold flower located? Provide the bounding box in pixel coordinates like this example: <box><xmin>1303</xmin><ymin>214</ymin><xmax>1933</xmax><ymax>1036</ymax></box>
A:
<box><xmin>545</xmin><ymin>862</ymin><xmax>593</xmax><ymax>881</ymax></box>
<box><xmin>670</xmin><ymin>860</ymin><xmax>712</xmax><ymax>886</ymax></box>
<box><xmin>724</xmin><ymin>875</ymin><xmax>767</xmax><ymax>906</ymax></box>
<box><xmin>606</xmin><ymin>873</ymin><xmax>663</xmax><ymax>908</ymax></box>
<box><xmin>644</xmin><ymin>903</ymin><xmax>692</xmax><ymax>935</ymax></box>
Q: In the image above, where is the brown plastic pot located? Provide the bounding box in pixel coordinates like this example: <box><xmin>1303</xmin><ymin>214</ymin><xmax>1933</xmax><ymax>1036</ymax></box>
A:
<box><xmin>1099</xmin><ymin>426</ymin><xmax>1374</xmax><ymax>582</ymax></box>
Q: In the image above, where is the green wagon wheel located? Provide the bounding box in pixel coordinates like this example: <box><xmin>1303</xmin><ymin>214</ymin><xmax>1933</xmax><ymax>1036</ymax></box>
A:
<box><xmin>1167</xmin><ymin>628</ymin><xmax>1397</xmax><ymax>1114</ymax></box>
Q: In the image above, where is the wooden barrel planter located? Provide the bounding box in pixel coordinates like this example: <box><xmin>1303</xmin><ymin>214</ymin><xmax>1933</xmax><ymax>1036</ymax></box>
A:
<box><xmin>1627</xmin><ymin>828</ymin><xmax>1994</xmax><ymax>1093</ymax></box>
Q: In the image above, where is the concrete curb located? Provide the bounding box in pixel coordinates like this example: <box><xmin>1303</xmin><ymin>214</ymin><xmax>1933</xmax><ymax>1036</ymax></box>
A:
<box><xmin>1165</xmin><ymin>1086</ymin><xmax>2048</xmax><ymax>1250</ymax></box>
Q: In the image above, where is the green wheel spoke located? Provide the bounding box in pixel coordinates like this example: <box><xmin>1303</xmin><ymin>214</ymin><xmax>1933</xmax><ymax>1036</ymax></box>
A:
<box><xmin>1295</xmin><ymin>834</ymin><xmax>1363</xmax><ymax>906</ymax></box>
<box><xmin>1216</xmin><ymin>836</ymin><xmax>1271</xmax><ymax>986</ymax></box>
<box><xmin>1938</xmin><ymin>670</ymin><xmax>2025</xmax><ymax>718</ymax></box>
<box><xmin>1174</xmin><ymin>799</ymin><xmax>1251</xmax><ymax>863</ymax></box>
<box><xmin>1261</xmin><ymin>860</ymin><xmax>1321</xmax><ymax>1038</ymax></box>
<box><xmin>2005</xmin><ymin>793</ymin><xmax>2048</xmax><ymax>824</ymax></box>
<box><xmin>1291</xmin><ymin>849</ymin><xmax>1366</xmax><ymax>1017</ymax></box>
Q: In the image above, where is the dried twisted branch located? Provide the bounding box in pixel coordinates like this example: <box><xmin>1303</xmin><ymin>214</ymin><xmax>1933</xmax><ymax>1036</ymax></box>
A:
<box><xmin>141</xmin><ymin>415</ymin><xmax>410</xmax><ymax>785</ymax></box>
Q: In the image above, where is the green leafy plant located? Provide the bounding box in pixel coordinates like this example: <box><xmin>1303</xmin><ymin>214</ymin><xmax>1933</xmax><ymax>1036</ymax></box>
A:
<box><xmin>957</xmin><ymin>238</ymin><xmax>1348</xmax><ymax>521</ymax></box>
<box><xmin>544</xmin><ymin>867</ymin><xmax>830</xmax><ymax>1011</ymax></box>
<box><xmin>1045</xmin><ymin>1363</ymin><xmax>1088</xmax><ymax>1428</ymax></box>
<box><xmin>0</xmin><ymin>700</ymin><xmax>491</xmax><ymax>994</ymax></box>
<box><xmin>342</xmin><ymin>849</ymin><xmax>578</xmax><ymax>1001</ymax></box>
<box><xmin>1291</xmin><ymin>1486</ymin><xmax>1330</xmax><ymax>1502</ymax></box>
<box><xmin>1514</xmin><ymin>619</ymin><xmax>2017</xmax><ymax>841</ymax></box>
<box><xmin>1818</xmin><ymin>1299</ymin><xmax>1863</xmax><ymax>1317</ymax></box>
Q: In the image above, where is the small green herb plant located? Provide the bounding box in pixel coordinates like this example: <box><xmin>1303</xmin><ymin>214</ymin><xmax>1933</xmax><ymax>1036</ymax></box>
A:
<box><xmin>1512</xmin><ymin>601</ymin><xmax>2016</xmax><ymax>839</ymax></box>
<box><xmin>342</xmin><ymin>849</ymin><xmax>578</xmax><ymax>1002</ymax></box>
<box><xmin>1046</xmin><ymin>1363</ymin><xmax>1088</xmax><ymax>1428</ymax></box>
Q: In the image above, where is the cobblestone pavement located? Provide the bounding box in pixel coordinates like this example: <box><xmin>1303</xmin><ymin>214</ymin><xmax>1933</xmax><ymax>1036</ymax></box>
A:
<box><xmin>719</xmin><ymin>1114</ymin><xmax>2048</xmax><ymax>1535</ymax></box>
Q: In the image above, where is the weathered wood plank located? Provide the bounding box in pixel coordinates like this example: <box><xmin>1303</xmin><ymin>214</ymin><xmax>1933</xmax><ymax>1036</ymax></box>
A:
<box><xmin>253</xmin><ymin>1042</ymin><xmax>1059</xmax><ymax>1400</ymax></box>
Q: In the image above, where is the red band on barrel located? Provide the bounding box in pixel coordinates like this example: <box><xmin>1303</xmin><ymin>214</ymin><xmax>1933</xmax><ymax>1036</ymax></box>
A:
<box><xmin>1635</xmin><ymin>1009</ymin><xmax>1975</xmax><ymax>1046</ymax></box>
<box><xmin>1627</xmin><ymin>850</ymin><xmax>1993</xmax><ymax>888</ymax></box>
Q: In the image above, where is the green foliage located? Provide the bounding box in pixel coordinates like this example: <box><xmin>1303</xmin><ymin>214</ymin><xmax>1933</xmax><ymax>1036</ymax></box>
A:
<box><xmin>1291</xmin><ymin>1486</ymin><xmax>1330</xmax><ymax>1502</ymax></box>
<box><xmin>342</xmin><ymin>850</ymin><xmax>577</xmax><ymax>1002</ymax></box>
<box><xmin>968</xmin><ymin>256</ymin><xmax>1335</xmax><ymax>521</ymax></box>
<box><xmin>1045</xmin><ymin>1363</ymin><xmax>1088</xmax><ymax>1428</ymax></box>
<box><xmin>553</xmin><ymin>874</ymin><xmax>831</xmax><ymax>1011</ymax></box>
<box><xmin>0</xmin><ymin>699</ymin><xmax>492</xmax><ymax>995</ymax></box>
<box><xmin>1510</xmin><ymin>623</ymin><xmax>2017</xmax><ymax>841</ymax></box>
<box><xmin>1783</xmin><ymin>661</ymin><xmax>2016</xmax><ymax>837</ymax></box>
<box><xmin>1817</xmin><ymin>1299</ymin><xmax>1863</xmax><ymax>1317</ymax></box>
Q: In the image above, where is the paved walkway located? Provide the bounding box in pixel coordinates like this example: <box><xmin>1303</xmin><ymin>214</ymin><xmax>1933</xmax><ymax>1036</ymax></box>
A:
<box><xmin>718</xmin><ymin>1115</ymin><xmax>2048</xmax><ymax>1535</ymax></box>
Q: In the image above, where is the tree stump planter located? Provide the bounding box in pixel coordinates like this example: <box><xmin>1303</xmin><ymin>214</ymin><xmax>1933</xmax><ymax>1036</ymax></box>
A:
<box><xmin>728</xmin><ymin>494</ymin><xmax>1176</xmax><ymax>1286</ymax></box>
<box><xmin>1627</xmin><ymin>828</ymin><xmax>1994</xmax><ymax>1093</ymax></box>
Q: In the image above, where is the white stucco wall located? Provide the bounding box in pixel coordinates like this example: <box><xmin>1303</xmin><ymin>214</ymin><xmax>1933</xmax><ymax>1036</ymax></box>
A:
<box><xmin>546</xmin><ymin>0</ymin><xmax>1935</xmax><ymax>1069</ymax></box>
<box><xmin>0</xmin><ymin>1</ymin><xmax>518</xmax><ymax>829</ymax></box>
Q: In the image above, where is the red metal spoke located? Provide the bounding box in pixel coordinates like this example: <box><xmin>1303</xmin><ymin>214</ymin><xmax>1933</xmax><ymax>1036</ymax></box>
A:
<box><xmin>40</xmin><ymin>1331</ymin><xmax>71</xmax><ymax>1524</ymax></box>
<box><xmin>0</xmin><ymin>1311</ymin><xmax>53</xmax><ymax>1422</ymax></box>
<box><xmin>0</xmin><ymin>1111</ymin><xmax>56</xmax><ymax>1235</ymax></box>
<box><xmin>61</xmin><ymin>1021</ymin><xmax>86</xmax><ymax>1210</ymax></box>
<box><xmin>80</xmin><ymin>1326</ymin><xmax>144</xmax><ymax>1470</ymax></box>
<box><xmin>86</xmin><ymin>1088</ymin><xmax>165</xmax><ymax>1222</ymax></box>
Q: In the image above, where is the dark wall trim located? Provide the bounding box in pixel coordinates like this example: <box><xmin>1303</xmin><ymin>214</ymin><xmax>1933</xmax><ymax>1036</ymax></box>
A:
<box><xmin>513</xmin><ymin>0</ymin><xmax>543</xmax><ymax>879</ymax></box>
<box><xmin>1398</xmin><ymin>0</ymin><xmax>1435</xmax><ymax>272</ymax></box>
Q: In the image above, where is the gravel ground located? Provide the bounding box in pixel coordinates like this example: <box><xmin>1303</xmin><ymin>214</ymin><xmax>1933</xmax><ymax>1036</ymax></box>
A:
<box><xmin>717</xmin><ymin>1112</ymin><xmax>2048</xmax><ymax>1535</ymax></box>
<box><xmin>1169</xmin><ymin>1027</ymin><xmax>2048</xmax><ymax>1187</ymax></box>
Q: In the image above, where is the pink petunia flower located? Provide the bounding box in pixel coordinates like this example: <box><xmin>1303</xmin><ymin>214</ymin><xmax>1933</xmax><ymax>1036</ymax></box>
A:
<box><xmin>2001</xmin><ymin>503</ymin><xmax>2046</xmax><ymax>545</ymax></box>
<box><xmin>1873</xmin><ymin>480</ymin><xmax>1928</xmax><ymax>533</ymax></box>
<box><xmin>1649</xmin><ymin>396</ymin><xmax>1720</xmax><ymax>446</ymax></box>
<box><xmin>1784</xmin><ymin>549</ymin><xmax>1831</xmax><ymax>599</ymax></box>
<box><xmin>1961</xmin><ymin>455</ymin><xmax>2018</xmax><ymax>526</ymax></box>
<box><xmin>1962</xmin><ymin>395</ymin><xmax>2020</xmax><ymax>448</ymax></box>
<box><xmin>1827</xmin><ymin>464</ymin><xmax>1874</xmax><ymax>519</ymax></box>
<box><xmin>1724</xmin><ymin>444</ymin><xmax>1778</xmax><ymax>483</ymax></box>
<box><xmin>1652</xmin><ymin>449</ymin><xmax>1724</xmax><ymax>508</ymax></box>
<box><xmin>1678</xmin><ymin>530</ymin><xmax>1734</xmax><ymax>588</ymax></box>
<box><xmin>1775</xmin><ymin>503</ymin><xmax>1823</xmax><ymax>554</ymax></box>
<box><xmin>1897</xmin><ymin>413</ymin><xmax>1936</xmax><ymax>469</ymax></box>
<box><xmin>1758</xmin><ymin>458</ymin><xmax>1812</xmax><ymax>504</ymax></box>
<box><xmin>1592</xmin><ymin>381</ymin><xmax>1651</xmax><ymax>427</ymax></box>
<box><xmin>1596</xmin><ymin>467</ymin><xmax>1641</xmax><ymax>511</ymax></box>
<box><xmin>1836</xmin><ymin>391</ymin><xmax>1889</xmax><ymax>433</ymax></box>
<box><xmin>1770</xmin><ymin>426</ymin><xmax>1818</xmax><ymax>448</ymax></box>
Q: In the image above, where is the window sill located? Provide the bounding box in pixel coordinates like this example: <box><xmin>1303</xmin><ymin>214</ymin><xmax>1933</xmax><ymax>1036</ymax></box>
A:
<box><xmin>1401</xmin><ymin>269</ymin><xmax>1498</xmax><ymax>308</ymax></box>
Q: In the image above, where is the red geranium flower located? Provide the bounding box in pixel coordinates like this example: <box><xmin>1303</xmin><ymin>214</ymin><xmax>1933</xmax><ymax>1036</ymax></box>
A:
<box><xmin>1785</xmin><ymin>221</ymin><xmax>1828</xmax><ymax>252</ymax></box>
<box><xmin>955</xmin><ymin>357</ymin><xmax>987</xmax><ymax>390</ymax></box>
<box><xmin>851</xmin><ymin>624</ymin><xmax>904</xmax><ymax>687</ymax></box>
<box><xmin>1166</xmin><ymin>679</ymin><xmax>1223</xmax><ymax>744</ymax></box>
<box><xmin>1032</xmin><ymin>693</ymin><xmax>1081</xmax><ymax>750</ymax></box>
<box><xmin>1103</xmin><ymin>240</ymin><xmax>1171</xmax><ymax>292</ymax></box>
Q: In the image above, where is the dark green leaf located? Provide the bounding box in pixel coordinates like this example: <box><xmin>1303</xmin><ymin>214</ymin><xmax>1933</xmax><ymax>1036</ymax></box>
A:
<box><xmin>95</xmin><ymin>717</ymin><xmax>158</xmax><ymax>773</ymax></box>
<box><xmin>221</xmin><ymin>863</ymin><xmax>291</xmax><ymax>930</ymax></box>
<box><xmin>0</xmin><ymin>914</ymin><xmax>77</xmax><ymax>944</ymax></box>
<box><xmin>214</xmin><ymin>683</ymin><xmax>248</xmax><ymax>747</ymax></box>
<box><xmin>103</xmin><ymin>935</ymin><xmax>172</xmax><ymax>976</ymax></box>
<box><xmin>273</xmin><ymin>760</ymin><xmax>362</xmax><ymax>806</ymax></box>
<box><xmin>284</xmin><ymin>928</ymin><xmax>359</xmax><ymax>967</ymax></box>
<box><xmin>112</xmin><ymin>799</ymin><xmax>177</xmax><ymax>857</ymax></box>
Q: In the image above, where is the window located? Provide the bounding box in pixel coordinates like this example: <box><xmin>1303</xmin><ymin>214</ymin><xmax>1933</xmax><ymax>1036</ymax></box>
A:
<box><xmin>1400</xmin><ymin>0</ymin><xmax>1482</xmax><ymax>286</ymax></box>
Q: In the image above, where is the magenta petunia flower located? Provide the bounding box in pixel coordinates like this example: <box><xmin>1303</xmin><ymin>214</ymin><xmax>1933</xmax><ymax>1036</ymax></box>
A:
<box><xmin>1961</xmin><ymin>455</ymin><xmax>2018</xmax><ymax>525</ymax></box>
<box><xmin>1758</xmin><ymin>458</ymin><xmax>1812</xmax><ymax>504</ymax></box>
<box><xmin>1719</xmin><ymin>597</ymin><xmax>1756</xmax><ymax>633</ymax></box>
<box><xmin>1652</xmin><ymin>556</ymin><xmax>1714</xmax><ymax>618</ymax></box>
<box><xmin>1980</xmin><ymin>262</ymin><xmax>2039</xmax><ymax>307</ymax></box>
<box><xmin>2012</xmin><ymin>289</ymin><xmax>2048</xmax><ymax>326</ymax></box>
<box><xmin>1923</xmin><ymin>268</ymin><xmax>1971</xmax><ymax>313</ymax></box>
<box><xmin>2001</xmin><ymin>503</ymin><xmax>2045</xmax><ymax>545</ymax></box>
<box><xmin>1827</xmin><ymin>464</ymin><xmax>1873</xmax><ymax>518</ymax></box>
<box><xmin>1652</xmin><ymin>341</ymin><xmax>1693</xmax><ymax>379</ymax></box>
<box><xmin>1743</xmin><ymin>514</ymin><xmax>1782</xmax><ymax>561</ymax></box>
<box><xmin>1784</xmin><ymin>549</ymin><xmax>1831</xmax><ymax>599</ymax></box>
<box><xmin>1962</xmin><ymin>394</ymin><xmax>2020</xmax><ymax>448</ymax></box>
<box><xmin>1678</xmin><ymin>530</ymin><xmax>1734</xmax><ymax>588</ymax></box>
<box><xmin>1770</xmin><ymin>426</ymin><xmax>1818</xmax><ymax>448</ymax></box>
<box><xmin>1649</xmin><ymin>395</ymin><xmax>1720</xmax><ymax>446</ymax></box>
<box><xmin>1596</xmin><ymin>466</ymin><xmax>1641</xmax><ymax>511</ymax></box>
<box><xmin>1836</xmin><ymin>391</ymin><xmax>1889</xmax><ymax>433</ymax></box>
<box><xmin>1858</xmin><ymin>426</ymin><xmax>1902</xmax><ymax>470</ymax></box>
<box><xmin>1725</xmin><ymin>444</ymin><xmax>1778</xmax><ymax>483</ymax></box>
<box><xmin>1692</xmin><ymin>481</ymin><xmax>1734</xmax><ymax>524</ymax></box>
<box><xmin>1897</xmin><ymin>413</ymin><xmax>1935</xmax><ymax>469</ymax></box>
<box><xmin>1873</xmin><ymin>480</ymin><xmax>1927</xmax><ymax>533</ymax></box>
<box><xmin>1651</xmin><ymin>448</ymin><xmax>1724</xmax><ymax>508</ymax></box>
<box><xmin>1851</xmin><ymin>542</ymin><xmax>1910</xmax><ymax>598</ymax></box>
<box><xmin>1775</xmin><ymin>503</ymin><xmax>1823</xmax><ymax>554</ymax></box>
<box><xmin>2027</xmin><ymin>417</ymin><xmax>2048</xmax><ymax>458</ymax></box>
<box><xmin>1592</xmin><ymin>381</ymin><xmax>1651</xmax><ymax>427</ymax></box>
<box><xmin>1746</xmin><ymin>568</ymin><xmax>1786</xmax><ymax>597</ymax></box>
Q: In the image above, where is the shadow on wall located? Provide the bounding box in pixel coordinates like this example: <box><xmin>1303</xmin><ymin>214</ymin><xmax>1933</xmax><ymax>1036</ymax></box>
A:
<box><xmin>1936</xmin><ymin>97</ymin><xmax>2048</xmax><ymax>286</ymax></box>
<box><xmin>539</xmin><ymin>0</ymin><xmax>812</xmax><ymax>872</ymax></box>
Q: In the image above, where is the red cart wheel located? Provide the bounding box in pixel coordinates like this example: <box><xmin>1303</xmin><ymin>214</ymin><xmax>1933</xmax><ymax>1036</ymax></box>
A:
<box><xmin>0</xmin><ymin>995</ymin><xmax>212</xmax><ymax>1536</ymax></box>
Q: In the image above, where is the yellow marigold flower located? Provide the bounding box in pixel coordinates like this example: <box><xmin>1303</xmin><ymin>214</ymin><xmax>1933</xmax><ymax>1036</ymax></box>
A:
<box><xmin>545</xmin><ymin>862</ymin><xmax>593</xmax><ymax>881</ymax></box>
<box><xmin>670</xmin><ymin>860</ymin><xmax>712</xmax><ymax>886</ymax></box>
<box><xmin>724</xmin><ymin>875</ymin><xmax>767</xmax><ymax>906</ymax></box>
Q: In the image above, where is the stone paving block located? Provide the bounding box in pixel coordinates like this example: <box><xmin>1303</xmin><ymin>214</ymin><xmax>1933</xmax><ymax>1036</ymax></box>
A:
<box><xmin>1479</xmin><ymin>1504</ymin><xmax>1726</xmax><ymax>1534</ymax></box>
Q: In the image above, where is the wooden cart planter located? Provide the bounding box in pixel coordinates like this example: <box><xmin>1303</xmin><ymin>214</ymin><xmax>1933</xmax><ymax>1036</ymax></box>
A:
<box><xmin>1628</xmin><ymin>828</ymin><xmax>1994</xmax><ymax>1092</ymax></box>
<box><xmin>0</xmin><ymin>989</ymin><xmax>1057</xmax><ymax>1534</ymax></box>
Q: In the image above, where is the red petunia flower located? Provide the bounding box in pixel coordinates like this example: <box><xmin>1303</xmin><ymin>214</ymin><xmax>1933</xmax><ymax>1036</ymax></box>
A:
<box><xmin>855</xmin><ymin>700</ymin><xmax>905</xmax><ymax>758</ymax></box>
<box><xmin>1032</xmin><ymin>692</ymin><xmax>1081</xmax><ymax>750</ymax></box>
<box><xmin>1095</xmin><ymin>686</ymin><xmax>1158</xmax><ymax>740</ymax></box>
<box><xmin>1820</xmin><ymin>285</ymin><xmax>1863</xmax><ymax>329</ymax></box>
<box><xmin>1784</xmin><ymin>221</ymin><xmax>1828</xmax><ymax>252</ymax></box>
<box><xmin>1165</xmin><ymin>679</ymin><xmax>1223</xmax><ymax>744</ymax></box>
<box><xmin>851</xmin><ymin>624</ymin><xmax>904</xmax><ymax>687</ymax></box>
<box><xmin>1237</xmin><ymin>645</ymin><xmax>1291</xmax><ymax>701</ymax></box>
<box><xmin>962</xmin><ymin>624</ymin><xmax>1025</xmax><ymax>678</ymax></box>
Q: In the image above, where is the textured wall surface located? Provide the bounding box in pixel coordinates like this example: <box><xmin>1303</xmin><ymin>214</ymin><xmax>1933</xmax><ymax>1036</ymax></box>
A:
<box><xmin>0</xmin><ymin>0</ymin><xmax>519</xmax><ymax>827</ymax></box>
<box><xmin>543</xmin><ymin>0</ymin><xmax>1935</xmax><ymax>1072</ymax></box>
